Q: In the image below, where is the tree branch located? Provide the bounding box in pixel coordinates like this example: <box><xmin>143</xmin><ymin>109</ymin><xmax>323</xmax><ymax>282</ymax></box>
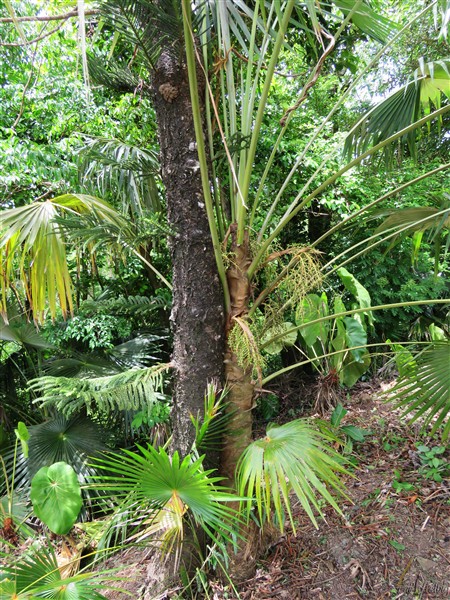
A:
<box><xmin>0</xmin><ymin>21</ymin><xmax>65</xmax><ymax>46</ymax></box>
<box><xmin>0</xmin><ymin>9</ymin><xmax>98</xmax><ymax>23</ymax></box>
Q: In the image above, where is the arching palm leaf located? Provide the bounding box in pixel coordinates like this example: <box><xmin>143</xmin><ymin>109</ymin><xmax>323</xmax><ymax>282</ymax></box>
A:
<box><xmin>0</xmin><ymin>195</ymin><xmax>124</xmax><ymax>323</ymax></box>
<box><xmin>237</xmin><ymin>419</ymin><xmax>349</xmax><ymax>533</ymax></box>
<box><xmin>345</xmin><ymin>59</ymin><xmax>450</xmax><ymax>162</ymax></box>
<box><xmin>373</xmin><ymin>200</ymin><xmax>450</xmax><ymax>271</ymax></box>
<box><xmin>98</xmin><ymin>0</ymin><xmax>184</xmax><ymax>70</ymax></box>
<box><xmin>388</xmin><ymin>341</ymin><xmax>450</xmax><ymax>440</ymax></box>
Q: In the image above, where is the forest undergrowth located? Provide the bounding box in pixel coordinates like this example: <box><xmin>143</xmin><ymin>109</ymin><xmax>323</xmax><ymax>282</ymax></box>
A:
<box><xmin>91</xmin><ymin>378</ymin><xmax>450</xmax><ymax>600</ymax></box>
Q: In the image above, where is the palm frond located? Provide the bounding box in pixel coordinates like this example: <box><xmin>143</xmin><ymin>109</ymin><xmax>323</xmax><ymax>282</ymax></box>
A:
<box><xmin>237</xmin><ymin>419</ymin><xmax>349</xmax><ymax>533</ymax></box>
<box><xmin>345</xmin><ymin>59</ymin><xmax>450</xmax><ymax>162</ymax></box>
<box><xmin>388</xmin><ymin>341</ymin><xmax>450</xmax><ymax>440</ymax></box>
<box><xmin>88</xmin><ymin>54</ymin><xmax>146</xmax><ymax>95</ymax></box>
<box><xmin>29</xmin><ymin>363</ymin><xmax>171</xmax><ymax>418</ymax></box>
<box><xmin>191</xmin><ymin>382</ymin><xmax>230</xmax><ymax>453</ymax></box>
<box><xmin>26</xmin><ymin>415</ymin><xmax>106</xmax><ymax>479</ymax></box>
<box><xmin>79</xmin><ymin>135</ymin><xmax>161</xmax><ymax>216</ymax></box>
<box><xmin>0</xmin><ymin>195</ymin><xmax>124</xmax><ymax>323</ymax></box>
<box><xmin>99</xmin><ymin>0</ymin><xmax>184</xmax><ymax>70</ymax></box>
<box><xmin>0</xmin><ymin>543</ymin><xmax>111</xmax><ymax>599</ymax></box>
<box><xmin>90</xmin><ymin>445</ymin><xmax>238</xmax><ymax>557</ymax></box>
<box><xmin>332</xmin><ymin>0</ymin><xmax>396</xmax><ymax>44</ymax></box>
<box><xmin>374</xmin><ymin>206</ymin><xmax>450</xmax><ymax>239</ymax></box>
<box><xmin>55</xmin><ymin>212</ymin><xmax>172</xmax><ymax>289</ymax></box>
<box><xmin>3</xmin><ymin>415</ymin><xmax>106</xmax><ymax>519</ymax></box>
<box><xmin>373</xmin><ymin>202</ymin><xmax>450</xmax><ymax>271</ymax></box>
<box><xmin>42</xmin><ymin>353</ymin><xmax>120</xmax><ymax>378</ymax></box>
<box><xmin>0</xmin><ymin>321</ymin><xmax>53</xmax><ymax>350</ymax></box>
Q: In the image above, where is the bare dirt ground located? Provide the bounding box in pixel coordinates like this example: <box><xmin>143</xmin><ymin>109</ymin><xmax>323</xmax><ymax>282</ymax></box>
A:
<box><xmin>102</xmin><ymin>380</ymin><xmax>450</xmax><ymax>600</ymax></box>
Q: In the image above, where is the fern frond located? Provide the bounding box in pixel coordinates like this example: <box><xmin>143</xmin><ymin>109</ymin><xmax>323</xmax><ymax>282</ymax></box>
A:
<box><xmin>83</xmin><ymin>294</ymin><xmax>171</xmax><ymax>317</ymax></box>
<box><xmin>30</xmin><ymin>363</ymin><xmax>172</xmax><ymax>418</ymax></box>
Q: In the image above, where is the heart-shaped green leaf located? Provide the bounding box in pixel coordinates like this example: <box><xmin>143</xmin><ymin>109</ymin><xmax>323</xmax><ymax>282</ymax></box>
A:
<box><xmin>30</xmin><ymin>461</ymin><xmax>82</xmax><ymax>535</ymax></box>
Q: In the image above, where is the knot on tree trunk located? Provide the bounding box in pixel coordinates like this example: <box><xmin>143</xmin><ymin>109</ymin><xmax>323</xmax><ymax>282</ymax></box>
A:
<box><xmin>159</xmin><ymin>82</ymin><xmax>179</xmax><ymax>102</ymax></box>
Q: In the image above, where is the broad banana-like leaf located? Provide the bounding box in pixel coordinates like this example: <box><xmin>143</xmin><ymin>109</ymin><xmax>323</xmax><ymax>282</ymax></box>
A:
<box><xmin>0</xmin><ymin>194</ymin><xmax>124</xmax><ymax>323</ymax></box>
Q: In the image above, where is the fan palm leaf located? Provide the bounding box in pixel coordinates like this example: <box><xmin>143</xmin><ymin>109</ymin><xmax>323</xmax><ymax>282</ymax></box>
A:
<box><xmin>3</xmin><ymin>415</ymin><xmax>106</xmax><ymax>518</ymax></box>
<box><xmin>0</xmin><ymin>320</ymin><xmax>52</xmax><ymax>350</ymax></box>
<box><xmin>90</xmin><ymin>445</ymin><xmax>238</xmax><ymax>556</ymax></box>
<box><xmin>388</xmin><ymin>341</ymin><xmax>450</xmax><ymax>440</ymax></box>
<box><xmin>237</xmin><ymin>419</ymin><xmax>349</xmax><ymax>533</ymax></box>
<box><xmin>345</xmin><ymin>59</ymin><xmax>450</xmax><ymax>162</ymax></box>
<box><xmin>0</xmin><ymin>195</ymin><xmax>125</xmax><ymax>323</ymax></box>
<box><xmin>0</xmin><ymin>543</ymin><xmax>111</xmax><ymax>599</ymax></box>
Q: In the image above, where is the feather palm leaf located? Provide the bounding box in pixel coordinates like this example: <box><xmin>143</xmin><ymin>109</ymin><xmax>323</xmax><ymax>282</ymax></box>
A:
<box><xmin>98</xmin><ymin>0</ymin><xmax>184</xmax><ymax>70</ymax></box>
<box><xmin>237</xmin><ymin>419</ymin><xmax>349</xmax><ymax>533</ymax></box>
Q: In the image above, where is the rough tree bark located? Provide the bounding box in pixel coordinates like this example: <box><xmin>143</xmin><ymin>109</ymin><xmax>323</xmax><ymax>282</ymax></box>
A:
<box><xmin>151</xmin><ymin>49</ymin><xmax>225</xmax><ymax>458</ymax></box>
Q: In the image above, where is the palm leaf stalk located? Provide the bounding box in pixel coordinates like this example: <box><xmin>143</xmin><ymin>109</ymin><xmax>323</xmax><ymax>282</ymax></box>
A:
<box><xmin>310</xmin><ymin>162</ymin><xmax>450</xmax><ymax>249</ymax></box>
<box><xmin>181</xmin><ymin>0</ymin><xmax>449</xmax><ymax>488</ymax></box>
<box><xmin>248</xmin><ymin>103</ymin><xmax>450</xmax><ymax>279</ymax></box>
<box><xmin>252</xmin><ymin>2</ymin><xmax>443</xmax><ymax>238</ymax></box>
<box><xmin>261</xmin><ymin>300</ymin><xmax>450</xmax><ymax>356</ymax></box>
<box><xmin>322</xmin><ymin>206</ymin><xmax>450</xmax><ymax>275</ymax></box>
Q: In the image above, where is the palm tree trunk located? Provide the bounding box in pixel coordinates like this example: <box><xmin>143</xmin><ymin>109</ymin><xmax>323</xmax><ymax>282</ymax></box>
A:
<box><xmin>221</xmin><ymin>225</ymin><xmax>255</xmax><ymax>486</ymax></box>
<box><xmin>151</xmin><ymin>49</ymin><xmax>225</xmax><ymax>458</ymax></box>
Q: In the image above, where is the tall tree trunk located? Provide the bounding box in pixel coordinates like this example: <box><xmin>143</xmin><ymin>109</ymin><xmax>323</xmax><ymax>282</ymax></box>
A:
<box><xmin>151</xmin><ymin>49</ymin><xmax>225</xmax><ymax>458</ymax></box>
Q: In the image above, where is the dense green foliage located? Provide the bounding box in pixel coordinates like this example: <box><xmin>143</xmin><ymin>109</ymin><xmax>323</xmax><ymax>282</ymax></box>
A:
<box><xmin>0</xmin><ymin>0</ymin><xmax>449</xmax><ymax>595</ymax></box>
